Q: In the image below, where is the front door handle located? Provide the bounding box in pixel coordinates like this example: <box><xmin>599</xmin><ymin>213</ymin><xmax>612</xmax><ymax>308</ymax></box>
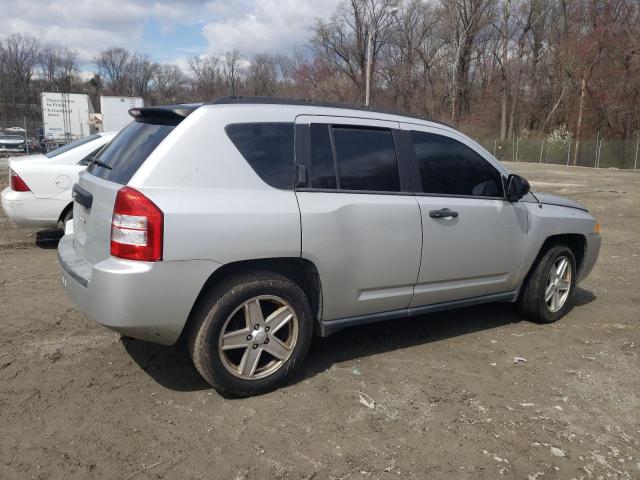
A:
<box><xmin>429</xmin><ymin>208</ymin><xmax>459</xmax><ymax>219</ymax></box>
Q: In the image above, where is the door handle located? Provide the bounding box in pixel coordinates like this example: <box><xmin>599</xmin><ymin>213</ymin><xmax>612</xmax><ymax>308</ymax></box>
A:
<box><xmin>429</xmin><ymin>208</ymin><xmax>458</xmax><ymax>219</ymax></box>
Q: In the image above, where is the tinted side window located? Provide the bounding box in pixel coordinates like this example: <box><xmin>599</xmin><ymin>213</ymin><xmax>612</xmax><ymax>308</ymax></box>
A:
<box><xmin>411</xmin><ymin>132</ymin><xmax>503</xmax><ymax>197</ymax></box>
<box><xmin>87</xmin><ymin>121</ymin><xmax>175</xmax><ymax>184</ymax></box>
<box><xmin>226</xmin><ymin>123</ymin><xmax>294</xmax><ymax>190</ymax></box>
<box><xmin>309</xmin><ymin>124</ymin><xmax>336</xmax><ymax>189</ymax></box>
<box><xmin>332</xmin><ymin>127</ymin><xmax>400</xmax><ymax>192</ymax></box>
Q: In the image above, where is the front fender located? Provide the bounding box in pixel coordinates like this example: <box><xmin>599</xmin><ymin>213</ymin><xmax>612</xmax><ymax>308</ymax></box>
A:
<box><xmin>514</xmin><ymin>203</ymin><xmax>599</xmax><ymax>288</ymax></box>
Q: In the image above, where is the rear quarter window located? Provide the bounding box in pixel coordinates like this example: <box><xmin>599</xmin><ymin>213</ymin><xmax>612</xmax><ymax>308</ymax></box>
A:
<box><xmin>87</xmin><ymin>120</ymin><xmax>175</xmax><ymax>184</ymax></box>
<box><xmin>226</xmin><ymin>123</ymin><xmax>294</xmax><ymax>190</ymax></box>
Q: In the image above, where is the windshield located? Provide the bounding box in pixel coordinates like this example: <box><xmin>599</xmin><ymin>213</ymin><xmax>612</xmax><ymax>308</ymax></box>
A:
<box><xmin>0</xmin><ymin>135</ymin><xmax>24</xmax><ymax>142</ymax></box>
<box><xmin>46</xmin><ymin>134</ymin><xmax>102</xmax><ymax>158</ymax></box>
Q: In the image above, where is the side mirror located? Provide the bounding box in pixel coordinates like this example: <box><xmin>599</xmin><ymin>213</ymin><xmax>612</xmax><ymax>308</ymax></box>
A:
<box><xmin>506</xmin><ymin>174</ymin><xmax>530</xmax><ymax>202</ymax></box>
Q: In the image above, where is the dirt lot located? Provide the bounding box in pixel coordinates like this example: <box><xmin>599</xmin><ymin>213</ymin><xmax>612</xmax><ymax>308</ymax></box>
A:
<box><xmin>0</xmin><ymin>162</ymin><xmax>638</xmax><ymax>480</ymax></box>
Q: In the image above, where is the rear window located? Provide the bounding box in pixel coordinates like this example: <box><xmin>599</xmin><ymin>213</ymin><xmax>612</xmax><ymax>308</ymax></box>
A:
<box><xmin>226</xmin><ymin>123</ymin><xmax>294</xmax><ymax>190</ymax></box>
<box><xmin>46</xmin><ymin>134</ymin><xmax>101</xmax><ymax>158</ymax></box>
<box><xmin>87</xmin><ymin>121</ymin><xmax>175</xmax><ymax>184</ymax></box>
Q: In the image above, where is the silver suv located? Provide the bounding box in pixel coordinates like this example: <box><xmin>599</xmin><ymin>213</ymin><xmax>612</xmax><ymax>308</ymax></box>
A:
<box><xmin>58</xmin><ymin>97</ymin><xmax>601</xmax><ymax>396</ymax></box>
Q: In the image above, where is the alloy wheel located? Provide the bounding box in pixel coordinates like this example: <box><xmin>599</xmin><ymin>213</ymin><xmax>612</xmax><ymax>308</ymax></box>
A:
<box><xmin>545</xmin><ymin>255</ymin><xmax>572</xmax><ymax>313</ymax></box>
<box><xmin>218</xmin><ymin>295</ymin><xmax>299</xmax><ymax>380</ymax></box>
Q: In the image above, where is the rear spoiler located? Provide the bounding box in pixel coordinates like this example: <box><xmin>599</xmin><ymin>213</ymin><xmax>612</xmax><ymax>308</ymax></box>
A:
<box><xmin>128</xmin><ymin>104</ymin><xmax>202</xmax><ymax>121</ymax></box>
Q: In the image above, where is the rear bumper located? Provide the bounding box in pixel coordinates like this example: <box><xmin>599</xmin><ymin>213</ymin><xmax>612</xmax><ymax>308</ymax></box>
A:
<box><xmin>1</xmin><ymin>187</ymin><xmax>61</xmax><ymax>227</ymax></box>
<box><xmin>578</xmin><ymin>232</ymin><xmax>601</xmax><ymax>283</ymax></box>
<box><xmin>58</xmin><ymin>234</ymin><xmax>221</xmax><ymax>345</ymax></box>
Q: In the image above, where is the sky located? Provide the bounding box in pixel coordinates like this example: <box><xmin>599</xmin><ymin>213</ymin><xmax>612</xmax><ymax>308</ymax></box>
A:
<box><xmin>0</xmin><ymin>0</ymin><xmax>342</xmax><ymax>69</ymax></box>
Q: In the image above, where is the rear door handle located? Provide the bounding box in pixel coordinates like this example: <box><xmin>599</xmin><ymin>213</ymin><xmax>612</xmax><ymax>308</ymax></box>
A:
<box><xmin>429</xmin><ymin>208</ymin><xmax>458</xmax><ymax>219</ymax></box>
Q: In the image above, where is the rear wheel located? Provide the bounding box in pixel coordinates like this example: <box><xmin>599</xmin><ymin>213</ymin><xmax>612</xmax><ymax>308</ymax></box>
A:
<box><xmin>518</xmin><ymin>245</ymin><xmax>577</xmax><ymax>323</ymax></box>
<box><xmin>187</xmin><ymin>271</ymin><xmax>313</xmax><ymax>396</ymax></box>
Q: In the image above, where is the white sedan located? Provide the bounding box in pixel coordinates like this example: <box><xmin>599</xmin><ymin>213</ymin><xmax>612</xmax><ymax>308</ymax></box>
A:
<box><xmin>1</xmin><ymin>132</ymin><xmax>116</xmax><ymax>228</ymax></box>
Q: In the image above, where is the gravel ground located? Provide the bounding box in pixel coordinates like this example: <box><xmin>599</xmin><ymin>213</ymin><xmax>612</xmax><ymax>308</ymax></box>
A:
<box><xmin>0</xmin><ymin>162</ymin><xmax>638</xmax><ymax>479</ymax></box>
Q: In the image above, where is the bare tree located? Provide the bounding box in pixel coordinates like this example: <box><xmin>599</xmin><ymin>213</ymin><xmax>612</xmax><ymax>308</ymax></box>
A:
<box><xmin>569</xmin><ymin>0</ymin><xmax>623</xmax><ymax>164</ymax></box>
<box><xmin>127</xmin><ymin>53</ymin><xmax>158</xmax><ymax>102</ymax></box>
<box><xmin>440</xmin><ymin>0</ymin><xmax>494</xmax><ymax>123</ymax></box>
<box><xmin>39</xmin><ymin>46</ymin><xmax>79</xmax><ymax>93</ymax></box>
<box><xmin>189</xmin><ymin>54</ymin><xmax>222</xmax><ymax>100</ymax></box>
<box><xmin>311</xmin><ymin>0</ymin><xmax>400</xmax><ymax>103</ymax></box>
<box><xmin>95</xmin><ymin>47</ymin><xmax>131</xmax><ymax>95</ymax></box>
<box><xmin>379</xmin><ymin>0</ymin><xmax>440</xmax><ymax>112</ymax></box>
<box><xmin>246</xmin><ymin>54</ymin><xmax>278</xmax><ymax>96</ymax></box>
<box><xmin>222</xmin><ymin>50</ymin><xmax>244</xmax><ymax>96</ymax></box>
<box><xmin>2</xmin><ymin>0</ymin><xmax>640</xmax><ymax>158</ymax></box>
<box><xmin>495</xmin><ymin>0</ymin><xmax>512</xmax><ymax>140</ymax></box>
<box><xmin>1</xmin><ymin>34</ymin><xmax>40</xmax><ymax>118</ymax></box>
<box><xmin>154</xmin><ymin>64</ymin><xmax>186</xmax><ymax>104</ymax></box>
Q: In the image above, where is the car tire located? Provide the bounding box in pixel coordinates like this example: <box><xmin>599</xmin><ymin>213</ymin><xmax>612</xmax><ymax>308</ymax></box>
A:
<box><xmin>519</xmin><ymin>245</ymin><xmax>577</xmax><ymax>324</ymax></box>
<box><xmin>58</xmin><ymin>207</ymin><xmax>73</xmax><ymax>230</ymax></box>
<box><xmin>187</xmin><ymin>271</ymin><xmax>314</xmax><ymax>396</ymax></box>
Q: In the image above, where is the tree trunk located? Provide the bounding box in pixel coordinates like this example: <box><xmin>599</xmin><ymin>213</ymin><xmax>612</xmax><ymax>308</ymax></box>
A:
<box><xmin>573</xmin><ymin>75</ymin><xmax>588</xmax><ymax>166</ymax></box>
<box><xmin>500</xmin><ymin>0</ymin><xmax>511</xmax><ymax>141</ymax></box>
<box><xmin>508</xmin><ymin>69</ymin><xmax>521</xmax><ymax>140</ymax></box>
<box><xmin>541</xmin><ymin>82</ymin><xmax>568</xmax><ymax>134</ymax></box>
<box><xmin>508</xmin><ymin>40</ymin><xmax>525</xmax><ymax>140</ymax></box>
<box><xmin>452</xmin><ymin>38</ymin><xmax>473</xmax><ymax>123</ymax></box>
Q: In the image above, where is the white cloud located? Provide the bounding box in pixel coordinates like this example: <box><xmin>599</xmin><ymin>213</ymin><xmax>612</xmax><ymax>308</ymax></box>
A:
<box><xmin>202</xmin><ymin>0</ymin><xmax>341</xmax><ymax>55</ymax></box>
<box><xmin>0</xmin><ymin>0</ymin><xmax>341</xmax><ymax>64</ymax></box>
<box><xmin>0</xmin><ymin>0</ymin><xmax>153</xmax><ymax>61</ymax></box>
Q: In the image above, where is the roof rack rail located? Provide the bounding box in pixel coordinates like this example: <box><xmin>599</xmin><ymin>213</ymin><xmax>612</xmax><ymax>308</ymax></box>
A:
<box><xmin>208</xmin><ymin>96</ymin><xmax>441</xmax><ymax>125</ymax></box>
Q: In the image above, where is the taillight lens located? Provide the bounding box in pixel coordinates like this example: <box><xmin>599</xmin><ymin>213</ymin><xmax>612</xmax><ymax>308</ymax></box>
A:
<box><xmin>110</xmin><ymin>187</ymin><xmax>163</xmax><ymax>262</ymax></box>
<box><xmin>10</xmin><ymin>169</ymin><xmax>30</xmax><ymax>192</ymax></box>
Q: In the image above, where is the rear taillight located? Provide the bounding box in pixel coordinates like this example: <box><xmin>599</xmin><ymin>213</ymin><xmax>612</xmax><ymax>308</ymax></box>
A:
<box><xmin>110</xmin><ymin>187</ymin><xmax>163</xmax><ymax>262</ymax></box>
<box><xmin>10</xmin><ymin>169</ymin><xmax>30</xmax><ymax>192</ymax></box>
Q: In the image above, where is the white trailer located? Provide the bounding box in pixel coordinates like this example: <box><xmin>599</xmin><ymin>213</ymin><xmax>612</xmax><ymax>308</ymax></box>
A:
<box><xmin>100</xmin><ymin>96</ymin><xmax>144</xmax><ymax>132</ymax></box>
<box><xmin>41</xmin><ymin>92</ymin><xmax>91</xmax><ymax>141</ymax></box>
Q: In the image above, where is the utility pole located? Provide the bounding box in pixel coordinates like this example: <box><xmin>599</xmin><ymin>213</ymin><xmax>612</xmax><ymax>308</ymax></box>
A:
<box><xmin>365</xmin><ymin>27</ymin><xmax>373</xmax><ymax>107</ymax></box>
<box><xmin>364</xmin><ymin>7</ymin><xmax>398</xmax><ymax>108</ymax></box>
<box><xmin>24</xmin><ymin>117</ymin><xmax>29</xmax><ymax>155</ymax></box>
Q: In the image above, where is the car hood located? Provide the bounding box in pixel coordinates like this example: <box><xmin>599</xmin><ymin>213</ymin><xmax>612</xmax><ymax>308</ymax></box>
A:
<box><xmin>530</xmin><ymin>191</ymin><xmax>588</xmax><ymax>212</ymax></box>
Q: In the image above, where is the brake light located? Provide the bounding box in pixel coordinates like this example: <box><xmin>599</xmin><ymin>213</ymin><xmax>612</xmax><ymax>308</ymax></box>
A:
<box><xmin>10</xmin><ymin>169</ymin><xmax>30</xmax><ymax>192</ymax></box>
<box><xmin>110</xmin><ymin>187</ymin><xmax>163</xmax><ymax>261</ymax></box>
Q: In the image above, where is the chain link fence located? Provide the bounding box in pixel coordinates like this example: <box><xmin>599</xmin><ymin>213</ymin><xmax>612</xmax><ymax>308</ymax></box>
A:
<box><xmin>1</xmin><ymin>118</ymin><xmax>55</xmax><ymax>157</ymax></box>
<box><xmin>0</xmin><ymin>118</ymin><xmax>44</xmax><ymax>137</ymax></box>
<box><xmin>478</xmin><ymin>136</ymin><xmax>640</xmax><ymax>170</ymax></box>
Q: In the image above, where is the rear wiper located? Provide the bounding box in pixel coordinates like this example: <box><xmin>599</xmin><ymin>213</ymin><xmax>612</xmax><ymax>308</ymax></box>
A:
<box><xmin>89</xmin><ymin>158</ymin><xmax>112</xmax><ymax>170</ymax></box>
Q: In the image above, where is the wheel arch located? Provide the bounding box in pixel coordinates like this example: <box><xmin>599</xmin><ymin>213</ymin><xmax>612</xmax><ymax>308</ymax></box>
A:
<box><xmin>540</xmin><ymin>234</ymin><xmax>586</xmax><ymax>273</ymax></box>
<box><xmin>183</xmin><ymin>257</ymin><xmax>323</xmax><ymax>339</ymax></box>
<box><xmin>57</xmin><ymin>201</ymin><xmax>74</xmax><ymax>225</ymax></box>
<box><xmin>523</xmin><ymin>233</ymin><xmax>586</xmax><ymax>287</ymax></box>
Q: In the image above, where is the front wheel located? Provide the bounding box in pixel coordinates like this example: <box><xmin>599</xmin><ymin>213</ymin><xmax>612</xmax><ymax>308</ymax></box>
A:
<box><xmin>187</xmin><ymin>271</ymin><xmax>314</xmax><ymax>396</ymax></box>
<box><xmin>518</xmin><ymin>245</ymin><xmax>577</xmax><ymax>323</ymax></box>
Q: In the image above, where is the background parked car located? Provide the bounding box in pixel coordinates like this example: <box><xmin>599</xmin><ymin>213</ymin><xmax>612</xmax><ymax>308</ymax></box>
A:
<box><xmin>0</xmin><ymin>134</ymin><xmax>26</xmax><ymax>153</ymax></box>
<box><xmin>1</xmin><ymin>132</ymin><xmax>115</xmax><ymax>228</ymax></box>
